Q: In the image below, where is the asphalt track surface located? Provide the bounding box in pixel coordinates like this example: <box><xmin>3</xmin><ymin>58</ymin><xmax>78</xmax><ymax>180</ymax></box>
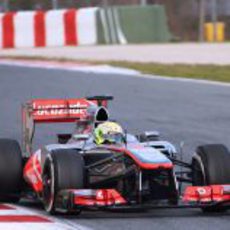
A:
<box><xmin>0</xmin><ymin>64</ymin><xmax>229</xmax><ymax>230</ymax></box>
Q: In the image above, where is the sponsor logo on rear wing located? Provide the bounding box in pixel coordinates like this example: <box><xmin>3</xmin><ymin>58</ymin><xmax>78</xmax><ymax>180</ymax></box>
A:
<box><xmin>30</xmin><ymin>99</ymin><xmax>92</xmax><ymax>122</ymax></box>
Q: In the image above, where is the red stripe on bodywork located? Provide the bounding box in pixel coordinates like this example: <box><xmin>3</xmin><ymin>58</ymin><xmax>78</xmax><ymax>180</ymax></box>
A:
<box><xmin>0</xmin><ymin>215</ymin><xmax>52</xmax><ymax>222</ymax></box>
<box><xmin>64</xmin><ymin>9</ymin><xmax>77</xmax><ymax>46</ymax></box>
<box><xmin>0</xmin><ymin>204</ymin><xmax>15</xmax><ymax>210</ymax></box>
<box><xmin>34</xmin><ymin>11</ymin><xmax>46</xmax><ymax>47</ymax></box>
<box><xmin>23</xmin><ymin>151</ymin><xmax>43</xmax><ymax>193</ymax></box>
<box><xmin>2</xmin><ymin>12</ymin><xmax>15</xmax><ymax>48</ymax></box>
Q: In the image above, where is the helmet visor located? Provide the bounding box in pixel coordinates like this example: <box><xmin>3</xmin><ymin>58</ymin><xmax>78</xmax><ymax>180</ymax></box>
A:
<box><xmin>103</xmin><ymin>132</ymin><xmax>124</xmax><ymax>144</ymax></box>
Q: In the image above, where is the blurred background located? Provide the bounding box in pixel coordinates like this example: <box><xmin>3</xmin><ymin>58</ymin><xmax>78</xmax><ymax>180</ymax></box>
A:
<box><xmin>0</xmin><ymin>0</ymin><xmax>229</xmax><ymax>41</ymax></box>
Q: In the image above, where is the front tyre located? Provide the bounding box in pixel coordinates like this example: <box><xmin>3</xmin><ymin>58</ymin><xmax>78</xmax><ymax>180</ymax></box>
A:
<box><xmin>192</xmin><ymin>144</ymin><xmax>230</xmax><ymax>212</ymax></box>
<box><xmin>42</xmin><ymin>149</ymin><xmax>85</xmax><ymax>214</ymax></box>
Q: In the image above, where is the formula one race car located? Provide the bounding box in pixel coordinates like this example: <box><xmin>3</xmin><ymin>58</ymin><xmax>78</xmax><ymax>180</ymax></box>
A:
<box><xmin>0</xmin><ymin>96</ymin><xmax>229</xmax><ymax>215</ymax></box>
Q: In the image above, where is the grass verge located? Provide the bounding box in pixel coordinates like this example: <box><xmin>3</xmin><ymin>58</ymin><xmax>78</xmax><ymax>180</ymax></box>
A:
<box><xmin>104</xmin><ymin>61</ymin><xmax>230</xmax><ymax>83</ymax></box>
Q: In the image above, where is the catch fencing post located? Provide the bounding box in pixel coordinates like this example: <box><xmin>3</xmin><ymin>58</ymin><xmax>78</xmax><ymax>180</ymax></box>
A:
<box><xmin>199</xmin><ymin>0</ymin><xmax>206</xmax><ymax>42</ymax></box>
<box><xmin>51</xmin><ymin>0</ymin><xmax>58</xmax><ymax>9</ymax></box>
<box><xmin>140</xmin><ymin>0</ymin><xmax>147</xmax><ymax>6</ymax></box>
<box><xmin>3</xmin><ymin>0</ymin><xmax>9</xmax><ymax>12</ymax></box>
<box><xmin>211</xmin><ymin>0</ymin><xmax>218</xmax><ymax>42</ymax></box>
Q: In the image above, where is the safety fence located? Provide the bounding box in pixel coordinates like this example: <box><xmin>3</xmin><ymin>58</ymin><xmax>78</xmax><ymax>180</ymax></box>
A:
<box><xmin>1</xmin><ymin>1</ymin><xmax>230</xmax><ymax>41</ymax></box>
<box><xmin>97</xmin><ymin>5</ymin><xmax>172</xmax><ymax>44</ymax></box>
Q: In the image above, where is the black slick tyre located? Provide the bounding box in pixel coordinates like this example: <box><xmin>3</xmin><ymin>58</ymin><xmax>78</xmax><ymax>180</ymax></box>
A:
<box><xmin>0</xmin><ymin>139</ymin><xmax>22</xmax><ymax>203</ymax></box>
<box><xmin>42</xmin><ymin>149</ymin><xmax>85</xmax><ymax>214</ymax></box>
<box><xmin>192</xmin><ymin>144</ymin><xmax>230</xmax><ymax>212</ymax></box>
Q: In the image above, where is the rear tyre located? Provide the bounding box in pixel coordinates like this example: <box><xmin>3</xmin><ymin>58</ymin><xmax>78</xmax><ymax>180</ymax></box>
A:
<box><xmin>0</xmin><ymin>139</ymin><xmax>22</xmax><ymax>203</ymax></box>
<box><xmin>42</xmin><ymin>149</ymin><xmax>85</xmax><ymax>214</ymax></box>
<box><xmin>192</xmin><ymin>144</ymin><xmax>230</xmax><ymax>212</ymax></box>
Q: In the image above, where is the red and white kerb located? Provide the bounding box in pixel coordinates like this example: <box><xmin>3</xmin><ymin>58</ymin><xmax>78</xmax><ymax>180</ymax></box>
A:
<box><xmin>0</xmin><ymin>8</ymin><xmax>98</xmax><ymax>48</ymax></box>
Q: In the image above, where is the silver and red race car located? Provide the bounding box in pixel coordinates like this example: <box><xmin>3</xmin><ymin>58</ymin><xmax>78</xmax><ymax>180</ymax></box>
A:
<box><xmin>0</xmin><ymin>96</ymin><xmax>229</xmax><ymax>214</ymax></box>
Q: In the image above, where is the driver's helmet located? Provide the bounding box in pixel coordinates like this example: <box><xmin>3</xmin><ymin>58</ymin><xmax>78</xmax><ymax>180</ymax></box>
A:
<box><xmin>94</xmin><ymin>121</ymin><xmax>124</xmax><ymax>145</ymax></box>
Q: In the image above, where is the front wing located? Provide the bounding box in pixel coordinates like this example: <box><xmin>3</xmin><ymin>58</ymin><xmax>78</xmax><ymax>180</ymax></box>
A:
<box><xmin>54</xmin><ymin>185</ymin><xmax>230</xmax><ymax>212</ymax></box>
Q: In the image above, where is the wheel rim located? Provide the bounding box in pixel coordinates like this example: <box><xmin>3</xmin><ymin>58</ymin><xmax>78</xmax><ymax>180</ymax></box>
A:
<box><xmin>42</xmin><ymin>156</ymin><xmax>55</xmax><ymax>213</ymax></box>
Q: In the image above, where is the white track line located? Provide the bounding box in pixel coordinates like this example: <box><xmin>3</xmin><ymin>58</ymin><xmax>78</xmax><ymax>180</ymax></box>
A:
<box><xmin>0</xmin><ymin>58</ymin><xmax>230</xmax><ymax>87</ymax></box>
<box><xmin>0</xmin><ymin>59</ymin><xmax>139</xmax><ymax>75</ymax></box>
<box><xmin>142</xmin><ymin>74</ymin><xmax>230</xmax><ymax>87</ymax></box>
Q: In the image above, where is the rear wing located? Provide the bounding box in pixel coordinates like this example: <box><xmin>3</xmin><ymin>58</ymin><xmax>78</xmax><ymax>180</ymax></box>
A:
<box><xmin>22</xmin><ymin>96</ymin><xmax>113</xmax><ymax>156</ymax></box>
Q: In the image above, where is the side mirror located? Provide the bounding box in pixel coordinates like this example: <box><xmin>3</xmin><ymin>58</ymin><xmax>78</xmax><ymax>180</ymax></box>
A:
<box><xmin>138</xmin><ymin>131</ymin><xmax>160</xmax><ymax>142</ymax></box>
